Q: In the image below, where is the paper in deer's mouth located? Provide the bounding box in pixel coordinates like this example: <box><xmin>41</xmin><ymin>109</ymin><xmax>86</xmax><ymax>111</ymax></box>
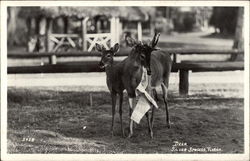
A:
<box><xmin>131</xmin><ymin>67</ymin><xmax>158</xmax><ymax>124</ymax></box>
<box><xmin>99</xmin><ymin>65</ymin><xmax>105</xmax><ymax>69</ymax></box>
<box><xmin>99</xmin><ymin>64</ymin><xmax>109</xmax><ymax>69</ymax></box>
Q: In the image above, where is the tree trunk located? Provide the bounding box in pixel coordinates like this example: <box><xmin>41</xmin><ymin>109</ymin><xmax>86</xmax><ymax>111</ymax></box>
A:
<box><xmin>63</xmin><ymin>17</ymin><xmax>69</xmax><ymax>34</ymax></box>
<box><xmin>7</xmin><ymin>7</ymin><xmax>18</xmax><ymax>46</ymax></box>
<box><xmin>231</xmin><ymin>7</ymin><xmax>244</xmax><ymax>61</ymax></box>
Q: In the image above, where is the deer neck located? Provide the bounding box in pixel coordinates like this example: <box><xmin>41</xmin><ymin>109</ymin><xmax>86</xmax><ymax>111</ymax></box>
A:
<box><xmin>128</xmin><ymin>50</ymin><xmax>143</xmax><ymax>68</ymax></box>
<box><xmin>127</xmin><ymin>54</ymin><xmax>144</xmax><ymax>78</ymax></box>
<box><xmin>104</xmin><ymin>63</ymin><xmax>114</xmax><ymax>78</ymax></box>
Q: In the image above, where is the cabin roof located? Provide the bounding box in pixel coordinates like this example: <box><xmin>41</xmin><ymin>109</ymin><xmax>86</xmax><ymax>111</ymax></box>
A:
<box><xmin>19</xmin><ymin>7</ymin><xmax>155</xmax><ymax>21</ymax></box>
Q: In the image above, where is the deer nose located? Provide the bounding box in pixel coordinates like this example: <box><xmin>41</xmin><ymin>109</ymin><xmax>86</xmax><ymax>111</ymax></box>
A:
<box><xmin>146</xmin><ymin>67</ymin><xmax>151</xmax><ymax>75</ymax></box>
<box><xmin>99</xmin><ymin>61</ymin><xmax>104</xmax><ymax>68</ymax></box>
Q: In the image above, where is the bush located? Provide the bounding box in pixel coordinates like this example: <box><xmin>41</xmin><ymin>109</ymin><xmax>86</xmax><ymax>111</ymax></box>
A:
<box><xmin>154</xmin><ymin>17</ymin><xmax>173</xmax><ymax>34</ymax></box>
<box><xmin>183</xmin><ymin>15</ymin><xmax>196</xmax><ymax>31</ymax></box>
<box><xmin>173</xmin><ymin>13</ymin><xmax>196</xmax><ymax>32</ymax></box>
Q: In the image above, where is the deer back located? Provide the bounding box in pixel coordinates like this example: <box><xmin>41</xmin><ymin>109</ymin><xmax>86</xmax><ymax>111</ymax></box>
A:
<box><xmin>150</xmin><ymin>50</ymin><xmax>172</xmax><ymax>88</ymax></box>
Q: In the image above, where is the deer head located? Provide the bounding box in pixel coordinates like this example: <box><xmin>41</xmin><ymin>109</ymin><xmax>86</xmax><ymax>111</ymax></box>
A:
<box><xmin>96</xmin><ymin>43</ymin><xmax>120</xmax><ymax>69</ymax></box>
<box><xmin>125</xmin><ymin>33</ymin><xmax>160</xmax><ymax>75</ymax></box>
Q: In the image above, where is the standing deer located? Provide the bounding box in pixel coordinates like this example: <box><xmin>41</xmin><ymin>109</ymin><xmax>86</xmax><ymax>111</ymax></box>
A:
<box><xmin>96</xmin><ymin>33</ymin><xmax>172</xmax><ymax>138</ymax></box>
<box><xmin>96</xmin><ymin>43</ymin><xmax>126</xmax><ymax>137</ymax></box>
<box><xmin>96</xmin><ymin>42</ymin><xmax>154</xmax><ymax>138</ymax></box>
<box><xmin>124</xmin><ymin>33</ymin><xmax>172</xmax><ymax>138</ymax></box>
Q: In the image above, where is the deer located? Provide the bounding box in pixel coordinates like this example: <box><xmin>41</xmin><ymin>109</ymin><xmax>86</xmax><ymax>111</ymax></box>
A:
<box><xmin>96</xmin><ymin>43</ymin><xmax>126</xmax><ymax>137</ymax></box>
<box><xmin>96</xmin><ymin>42</ymin><xmax>155</xmax><ymax>138</ymax></box>
<box><xmin>124</xmin><ymin>33</ymin><xmax>172</xmax><ymax>138</ymax></box>
<box><xmin>96</xmin><ymin>33</ymin><xmax>172</xmax><ymax>138</ymax></box>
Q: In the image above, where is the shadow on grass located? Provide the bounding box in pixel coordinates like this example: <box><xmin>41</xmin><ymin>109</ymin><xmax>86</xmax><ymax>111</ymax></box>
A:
<box><xmin>201</xmin><ymin>32</ymin><xmax>234</xmax><ymax>40</ymax></box>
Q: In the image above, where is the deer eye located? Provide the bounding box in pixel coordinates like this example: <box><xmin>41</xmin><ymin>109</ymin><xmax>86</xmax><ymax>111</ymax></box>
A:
<box><xmin>106</xmin><ymin>54</ymin><xmax>111</xmax><ymax>58</ymax></box>
<box><xmin>140</xmin><ymin>54</ymin><xmax>145</xmax><ymax>59</ymax></box>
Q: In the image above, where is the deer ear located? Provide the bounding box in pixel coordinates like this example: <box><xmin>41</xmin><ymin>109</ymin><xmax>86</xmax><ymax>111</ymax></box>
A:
<box><xmin>151</xmin><ymin>33</ymin><xmax>160</xmax><ymax>48</ymax></box>
<box><xmin>153</xmin><ymin>47</ymin><xmax>160</xmax><ymax>51</ymax></box>
<box><xmin>95</xmin><ymin>43</ymin><xmax>103</xmax><ymax>52</ymax></box>
<box><xmin>146</xmin><ymin>39</ymin><xmax>151</xmax><ymax>46</ymax></box>
<box><xmin>112</xmin><ymin>43</ymin><xmax>120</xmax><ymax>54</ymax></box>
<box><xmin>125</xmin><ymin>36</ymin><xmax>137</xmax><ymax>47</ymax></box>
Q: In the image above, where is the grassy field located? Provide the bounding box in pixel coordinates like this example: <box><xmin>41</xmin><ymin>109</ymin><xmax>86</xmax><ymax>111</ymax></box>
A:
<box><xmin>7</xmin><ymin>83</ymin><xmax>244</xmax><ymax>154</ymax></box>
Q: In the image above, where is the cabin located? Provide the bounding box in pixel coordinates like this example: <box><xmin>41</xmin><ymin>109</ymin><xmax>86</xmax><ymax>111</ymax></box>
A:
<box><xmin>19</xmin><ymin>7</ymin><xmax>152</xmax><ymax>52</ymax></box>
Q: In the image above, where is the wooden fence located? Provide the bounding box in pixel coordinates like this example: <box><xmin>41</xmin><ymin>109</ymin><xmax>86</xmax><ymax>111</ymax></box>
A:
<box><xmin>7</xmin><ymin>49</ymin><xmax>244</xmax><ymax>95</ymax></box>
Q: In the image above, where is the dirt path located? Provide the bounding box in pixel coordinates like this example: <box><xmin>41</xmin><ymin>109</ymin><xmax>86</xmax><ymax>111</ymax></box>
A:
<box><xmin>8</xmin><ymin>71</ymin><xmax>243</xmax><ymax>87</ymax></box>
<box><xmin>8</xmin><ymin>71</ymin><xmax>244</xmax><ymax>99</ymax></box>
<box><xmin>144</xmin><ymin>31</ymin><xmax>233</xmax><ymax>50</ymax></box>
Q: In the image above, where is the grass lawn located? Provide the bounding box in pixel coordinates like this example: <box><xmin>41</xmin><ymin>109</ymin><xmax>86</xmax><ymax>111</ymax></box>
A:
<box><xmin>7</xmin><ymin>83</ymin><xmax>244</xmax><ymax>153</ymax></box>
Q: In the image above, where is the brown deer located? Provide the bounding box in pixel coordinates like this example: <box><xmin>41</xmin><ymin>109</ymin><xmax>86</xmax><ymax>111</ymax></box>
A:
<box><xmin>96</xmin><ymin>42</ymin><xmax>155</xmax><ymax>138</ymax></box>
<box><xmin>124</xmin><ymin>33</ymin><xmax>172</xmax><ymax>138</ymax></box>
<box><xmin>96</xmin><ymin>43</ymin><xmax>126</xmax><ymax>137</ymax></box>
<box><xmin>97</xmin><ymin>33</ymin><xmax>172</xmax><ymax>138</ymax></box>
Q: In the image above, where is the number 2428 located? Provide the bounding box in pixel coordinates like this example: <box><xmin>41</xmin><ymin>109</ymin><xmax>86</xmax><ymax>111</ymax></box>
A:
<box><xmin>22</xmin><ymin>137</ymin><xmax>35</xmax><ymax>142</ymax></box>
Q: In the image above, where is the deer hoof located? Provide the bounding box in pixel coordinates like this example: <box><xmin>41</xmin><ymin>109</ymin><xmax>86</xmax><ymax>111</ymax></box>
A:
<box><xmin>111</xmin><ymin>131</ymin><xmax>114</xmax><ymax>137</ymax></box>
<box><xmin>127</xmin><ymin>133</ymin><xmax>133</xmax><ymax>138</ymax></box>
<box><xmin>122</xmin><ymin>131</ymin><xmax>125</xmax><ymax>138</ymax></box>
<box><xmin>150</xmin><ymin>132</ymin><xmax>154</xmax><ymax>139</ymax></box>
<box><xmin>166</xmin><ymin>123</ymin><xmax>171</xmax><ymax>129</ymax></box>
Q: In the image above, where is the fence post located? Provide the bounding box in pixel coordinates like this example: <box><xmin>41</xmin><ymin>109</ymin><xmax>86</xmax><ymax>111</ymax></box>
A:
<box><xmin>45</xmin><ymin>18</ymin><xmax>52</xmax><ymax>52</ymax></box>
<box><xmin>81</xmin><ymin>17</ymin><xmax>89</xmax><ymax>51</ymax></box>
<box><xmin>173</xmin><ymin>53</ymin><xmax>177</xmax><ymax>63</ymax></box>
<box><xmin>89</xmin><ymin>93</ymin><xmax>93</xmax><ymax>107</ymax></box>
<box><xmin>110</xmin><ymin>17</ymin><xmax>117</xmax><ymax>46</ymax></box>
<box><xmin>179</xmin><ymin>69</ymin><xmax>189</xmax><ymax>95</ymax></box>
<box><xmin>137</xmin><ymin>21</ymin><xmax>142</xmax><ymax>41</ymax></box>
<box><xmin>49</xmin><ymin>55</ymin><xmax>57</xmax><ymax>65</ymax></box>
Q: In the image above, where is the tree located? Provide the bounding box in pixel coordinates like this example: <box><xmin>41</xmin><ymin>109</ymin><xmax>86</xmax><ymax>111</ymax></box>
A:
<box><xmin>209</xmin><ymin>7</ymin><xmax>238</xmax><ymax>35</ymax></box>
<box><xmin>7</xmin><ymin>7</ymin><xmax>18</xmax><ymax>46</ymax></box>
<box><xmin>231</xmin><ymin>7</ymin><xmax>244</xmax><ymax>61</ymax></box>
<box><xmin>7</xmin><ymin>7</ymin><xmax>27</xmax><ymax>47</ymax></box>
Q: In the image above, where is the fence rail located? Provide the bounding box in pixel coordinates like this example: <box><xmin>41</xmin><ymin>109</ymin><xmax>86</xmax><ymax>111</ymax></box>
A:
<box><xmin>8</xmin><ymin>49</ymin><xmax>243</xmax><ymax>58</ymax></box>
<box><xmin>7</xmin><ymin>49</ymin><xmax>244</xmax><ymax>95</ymax></box>
<box><xmin>8</xmin><ymin>61</ymin><xmax>244</xmax><ymax>74</ymax></box>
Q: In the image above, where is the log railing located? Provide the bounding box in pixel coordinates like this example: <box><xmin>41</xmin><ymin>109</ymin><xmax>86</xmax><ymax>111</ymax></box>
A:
<box><xmin>7</xmin><ymin>49</ymin><xmax>244</xmax><ymax>95</ymax></box>
<box><xmin>8</xmin><ymin>49</ymin><xmax>243</xmax><ymax>58</ymax></box>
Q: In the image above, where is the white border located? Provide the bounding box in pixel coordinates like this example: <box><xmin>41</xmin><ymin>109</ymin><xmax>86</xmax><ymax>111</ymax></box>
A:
<box><xmin>1</xmin><ymin>1</ymin><xmax>249</xmax><ymax>161</ymax></box>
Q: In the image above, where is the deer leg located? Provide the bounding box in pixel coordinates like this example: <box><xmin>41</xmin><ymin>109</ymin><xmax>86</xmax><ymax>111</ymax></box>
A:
<box><xmin>129</xmin><ymin>105</ymin><xmax>132</xmax><ymax>117</ymax></box>
<box><xmin>119</xmin><ymin>93</ymin><xmax>125</xmax><ymax>137</ymax></box>
<box><xmin>161</xmin><ymin>83</ymin><xmax>171</xmax><ymax>128</ymax></box>
<box><xmin>146</xmin><ymin>112</ymin><xmax>153</xmax><ymax>138</ymax></box>
<box><xmin>152</xmin><ymin>88</ymin><xmax>159</xmax><ymax>102</ymax></box>
<box><xmin>128</xmin><ymin>97</ymin><xmax>134</xmax><ymax>138</ymax></box>
<box><xmin>111</xmin><ymin>93</ymin><xmax>117</xmax><ymax>136</ymax></box>
<box><xmin>150</xmin><ymin>88</ymin><xmax>157</xmax><ymax>128</ymax></box>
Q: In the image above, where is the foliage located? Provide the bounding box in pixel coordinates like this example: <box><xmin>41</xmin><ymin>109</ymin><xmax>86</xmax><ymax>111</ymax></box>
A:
<box><xmin>183</xmin><ymin>15</ymin><xmax>196</xmax><ymax>31</ymax></box>
<box><xmin>7</xmin><ymin>7</ymin><xmax>28</xmax><ymax>46</ymax></box>
<box><xmin>154</xmin><ymin>17</ymin><xmax>173</xmax><ymax>34</ymax></box>
<box><xmin>173</xmin><ymin>13</ymin><xmax>196</xmax><ymax>32</ymax></box>
<box><xmin>8</xmin><ymin>7</ymin><xmax>155</xmax><ymax>47</ymax></box>
<box><xmin>209</xmin><ymin>7</ymin><xmax>239</xmax><ymax>35</ymax></box>
<box><xmin>18</xmin><ymin>7</ymin><xmax>154</xmax><ymax>21</ymax></box>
